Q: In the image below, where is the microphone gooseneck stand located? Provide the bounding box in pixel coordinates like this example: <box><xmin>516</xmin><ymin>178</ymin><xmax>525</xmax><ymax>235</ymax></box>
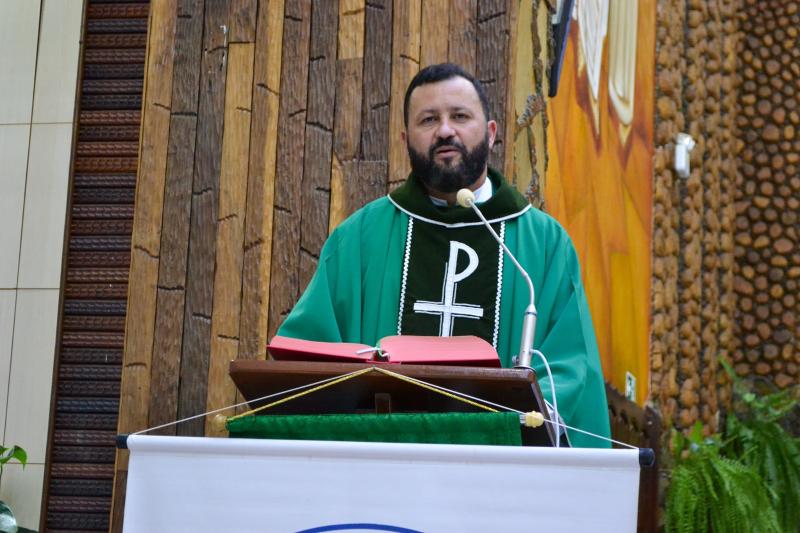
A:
<box><xmin>455</xmin><ymin>188</ymin><xmax>537</xmax><ymax>367</ymax></box>
<box><xmin>456</xmin><ymin>187</ymin><xmax>561</xmax><ymax>447</ymax></box>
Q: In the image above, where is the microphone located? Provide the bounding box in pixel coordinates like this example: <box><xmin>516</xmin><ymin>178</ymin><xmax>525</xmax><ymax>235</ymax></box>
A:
<box><xmin>456</xmin><ymin>188</ymin><xmax>538</xmax><ymax>368</ymax></box>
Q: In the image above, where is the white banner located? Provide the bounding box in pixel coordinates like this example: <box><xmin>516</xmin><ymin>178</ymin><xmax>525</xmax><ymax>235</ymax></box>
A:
<box><xmin>123</xmin><ymin>435</ymin><xmax>640</xmax><ymax>533</ymax></box>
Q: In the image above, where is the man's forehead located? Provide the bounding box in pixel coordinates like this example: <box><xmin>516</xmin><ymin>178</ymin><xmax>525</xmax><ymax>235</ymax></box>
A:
<box><xmin>407</xmin><ymin>77</ymin><xmax>483</xmax><ymax>114</ymax></box>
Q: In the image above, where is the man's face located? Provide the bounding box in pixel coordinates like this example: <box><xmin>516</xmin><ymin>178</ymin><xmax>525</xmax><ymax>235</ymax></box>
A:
<box><xmin>403</xmin><ymin>77</ymin><xmax>497</xmax><ymax>194</ymax></box>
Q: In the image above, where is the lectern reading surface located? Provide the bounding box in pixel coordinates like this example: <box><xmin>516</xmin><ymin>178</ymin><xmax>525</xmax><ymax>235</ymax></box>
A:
<box><xmin>229</xmin><ymin>360</ymin><xmax>557</xmax><ymax>447</ymax></box>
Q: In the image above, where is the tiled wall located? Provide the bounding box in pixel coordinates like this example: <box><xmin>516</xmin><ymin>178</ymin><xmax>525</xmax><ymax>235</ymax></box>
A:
<box><xmin>0</xmin><ymin>0</ymin><xmax>84</xmax><ymax>529</ymax></box>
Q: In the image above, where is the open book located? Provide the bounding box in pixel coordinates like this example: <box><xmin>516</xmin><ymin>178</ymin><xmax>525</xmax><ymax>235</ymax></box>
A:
<box><xmin>267</xmin><ymin>335</ymin><xmax>501</xmax><ymax>367</ymax></box>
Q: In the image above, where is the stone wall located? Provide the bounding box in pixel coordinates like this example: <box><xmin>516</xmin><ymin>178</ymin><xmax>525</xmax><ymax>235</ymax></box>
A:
<box><xmin>651</xmin><ymin>0</ymin><xmax>741</xmax><ymax>432</ymax></box>
<box><xmin>652</xmin><ymin>0</ymin><xmax>799</xmax><ymax>433</ymax></box>
<box><xmin>733</xmin><ymin>0</ymin><xmax>800</xmax><ymax>389</ymax></box>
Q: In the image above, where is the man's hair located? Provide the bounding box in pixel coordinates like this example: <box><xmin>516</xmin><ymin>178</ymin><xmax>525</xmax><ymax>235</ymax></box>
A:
<box><xmin>403</xmin><ymin>63</ymin><xmax>491</xmax><ymax>127</ymax></box>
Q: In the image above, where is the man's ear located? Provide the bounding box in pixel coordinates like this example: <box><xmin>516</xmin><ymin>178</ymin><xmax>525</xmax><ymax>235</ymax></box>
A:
<box><xmin>400</xmin><ymin>129</ymin><xmax>407</xmax><ymax>143</ymax></box>
<box><xmin>487</xmin><ymin>120</ymin><xmax>498</xmax><ymax>149</ymax></box>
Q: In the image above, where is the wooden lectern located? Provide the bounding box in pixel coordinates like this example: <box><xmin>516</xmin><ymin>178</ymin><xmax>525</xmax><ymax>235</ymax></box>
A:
<box><xmin>229</xmin><ymin>360</ymin><xmax>558</xmax><ymax>446</ymax></box>
<box><xmin>119</xmin><ymin>361</ymin><xmax>647</xmax><ymax>531</ymax></box>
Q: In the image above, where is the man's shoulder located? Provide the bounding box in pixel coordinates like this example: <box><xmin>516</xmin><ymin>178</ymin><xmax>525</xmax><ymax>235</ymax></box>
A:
<box><xmin>321</xmin><ymin>195</ymin><xmax>399</xmax><ymax>255</ymax></box>
<box><xmin>516</xmin><ymin>205</ymin><xmax>572</xmax><ymax>241</ymax></box>
<box><xmin>334</xmin><ymin>195</ymin><xmax>395</xmax><ymax>232</ymax></box>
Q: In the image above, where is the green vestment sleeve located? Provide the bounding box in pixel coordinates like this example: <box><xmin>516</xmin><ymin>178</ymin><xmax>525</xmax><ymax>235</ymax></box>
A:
<box><xmin>276</xmin><ymin>198</ymin><xmax>406</xmax><ymax>347</ymax></box>
<box><xmin>495</xmin><ymin>210</ymin><xmax>610</xmax><ymax>447</ymax></box>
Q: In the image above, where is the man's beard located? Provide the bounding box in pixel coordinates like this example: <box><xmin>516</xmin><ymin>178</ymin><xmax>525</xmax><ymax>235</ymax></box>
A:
<box><xmin>407</xmin><ymin>134</ymin><xmax>490</xmax><ymax>194</ymax></box>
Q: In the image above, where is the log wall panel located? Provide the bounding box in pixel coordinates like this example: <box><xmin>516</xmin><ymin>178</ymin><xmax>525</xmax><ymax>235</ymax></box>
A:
<box><xmin>112</xmin><ymin>0</ymin><xmax>532</xmax><ymax>527</ymax></box>
<box><xmin>329</xmin><ymin>0</ymin><xmax>365</xmax><ymax>230</ymax></box>
<box><xmin>448</xmin><ymin>0</ymin><xmax>477</xmax><ymax>73</ymax></box>
<box><xmin>387</xmin><ymin>0</ymin><xmax>421</xmax><ymax>187</ymax></box>
<box><xmin>110</xmin><ymin>0</ymin><xmax>176</xmax><ymax>529</ymax></box>
<box><xmin>147</xmin><ymin>115</ymin><xmax>194</xmax><ymax>434</ymax></box>
<box><xmin>238</xmin><ymin>0</ymin><xmax>285</xmax><ymax>360</ymax></box>
<box><xmin>359</xmin><ymin>0</ymin><xmax>392</xmax><ymax>162</ymax></box>
<box><xmin>117</xmin><ymin>0</ymin><xmax>519</xmax><ymax>425</ymax></box>
<box><xmin>476</xmin><ymin>0</ymin><xmax>509</xmax><ymax>171</ymax></box>
<box><xmin>116</xmin><ymin>0</ymin><xmax>176</xmax><ymax>443</ymax></box>
<box><xmin>148</xmin><ymin>0</ymin><xmax>204</xmax><ymax>436</ymax></box>
<box><xmin>230</xmin><ymin>0</ymin><xmax>257</xmax><ymax>42</ymax></box>
<box><xmin>177</xmin><ymin>0</ymin><xmax>230</xmax><ymax>438</ymax></box>
<box><xmin>206</xmin><ymin>39</ymin><xmax>256</xmax><ymax>435</ymax></box>
<box><xmin>420</xmin><ymin>0</ymin><xmax>449</xmax><ymax>66</ymax></box>
<box><xmin>266</xmin><ymin>0</ymin><xmax>312</xmax><ymax>340</ymax></box>
<box><xmin>299</xmin><ymin>0</ymin><xmax>338</xmax><ymax>291</ymax></box>
<box><xmin>118</xmin><ymin>0</ymin><xmax>521</xmax><ymax>422</ymax></box>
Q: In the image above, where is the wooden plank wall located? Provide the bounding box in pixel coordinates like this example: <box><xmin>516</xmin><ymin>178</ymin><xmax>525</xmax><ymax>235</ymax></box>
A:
<box><xmin>114</xmin><ymin>0</ymin><xmax>525</xmax><ymax>527</ymax></box>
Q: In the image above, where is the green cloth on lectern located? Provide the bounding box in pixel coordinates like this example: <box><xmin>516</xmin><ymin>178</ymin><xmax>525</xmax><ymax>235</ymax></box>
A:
<box><xmin>277</xmin><ymin>169</ymin><xmax>611</xmax><ymax>448</ymax></box>
<box><xmin>226</xmin><ymin>412</ymin><xmax>522</xmax><ymax>446</ymax></box>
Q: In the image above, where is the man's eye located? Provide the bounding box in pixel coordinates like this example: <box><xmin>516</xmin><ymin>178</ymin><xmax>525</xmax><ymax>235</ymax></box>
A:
<box><xmin>421</xmin><ymin>116</ymin><xmax>437</xmax><ymax>124</ymax></box>
<box><xmin>453</xmin><ymin>113</ymin><xmax>469</xmax><ymax>120</ymax></box>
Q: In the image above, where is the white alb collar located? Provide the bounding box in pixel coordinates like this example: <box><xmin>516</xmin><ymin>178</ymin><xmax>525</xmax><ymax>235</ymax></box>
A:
<box><xmin>429</xmin><ymin>177</ymin><xmax>493</xmax><ymax>207</ymax></box>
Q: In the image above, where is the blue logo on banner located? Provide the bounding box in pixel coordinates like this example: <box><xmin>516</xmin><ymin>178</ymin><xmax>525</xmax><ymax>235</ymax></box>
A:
<box><xmin>296</xmin><ymin>524</ymin><xmax>424</xmax><ymax>533</ymax></box>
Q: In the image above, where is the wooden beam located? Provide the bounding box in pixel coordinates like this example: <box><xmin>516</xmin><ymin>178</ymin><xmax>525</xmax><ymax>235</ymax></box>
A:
<box><xmin>448</xmin><ymin>0</ymin><xmax>477</xmax><ymax>73</ymax></box>
<box><xmin>300</xmin><ymin>0</ymin><xmax>338</xmax><ymax>290</ymax></box>
<box><xmin>267</xmin><ymin>0</ymin><xmax>312</xmax><ymax>340</ymax></box>
<box><xmin>330</xmin><ymin>0</ymin><xmax>366</xmax><ymax>230</ymax></box>
<box><xmin>359</xmin><ymin>0</ymin><xmax>392</xmax><ymax>162</ymax></box>
<box><xmin>149</xmin><ymin>116</ymin><xmax>195</xmax><ymax>434</ymax></box>
<box><xmin>177</xmin><ymin>0</ymin><xmax>230</xmax><ymax>437</ymax></box>
<box><xmin>240</xmin><ymin>0</ymin><xmax>285</xmax><ymax>360</ymax></box>
<box><xmin>229</xmin><ymin>0</ymin><xmax>256</xmax><ymax>43</ymax></box>
<box><xmin>420</xmin><ymin>0</ymin><xmax>449</xmax><ymax>67</ymax></box>
<box><xmin>388</xmin><ymin>0</ymin><xmax>421</xmax><ymax>188</ymax></box>
<box><xmin>112</xmin><ymin>0</ymin><xmax>178</xmax><ymax>527</ymax></box>
<box><xmin>477</xmin><ymin>0</ymin><xmax>510</xmax><ymax>171</ymax></box>
<box><xmin>148</xmin><ymin>0</ymin><xmax>204</xmax><ymax>435</ymax></box>
<box><xmin>206</xmin><ymin>41</ymin><xmax>255</xmax><ymax>436</ymax></box>
<box><xmin>502</xmin><ymin>0</ymin><xmax>521</xmax><ymax>182</ymax></box>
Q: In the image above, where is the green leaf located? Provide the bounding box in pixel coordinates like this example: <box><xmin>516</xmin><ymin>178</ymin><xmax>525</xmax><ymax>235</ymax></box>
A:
<box><xmin>0</xmin><ymin>446</ymin><xmax>26</xmax><ymax>468</ymax></box>
<box><xmin>8</xmin><ymin>447</ymin><xmax>25</xmax><ymax>467</ymax></box>
<box><xmin>724</xmin><ymin>416</ymin><xmax>800</xmax><ymax>531</ymax></box>
<box><xmin>671</xmin><ymin>428</ymin><xmax>687</xmax><ymax>458</ymax></box>
<box><xmin>688</xmin><ymin>421</ymin><xmax>704</xmax><ymax>444</ymax></box>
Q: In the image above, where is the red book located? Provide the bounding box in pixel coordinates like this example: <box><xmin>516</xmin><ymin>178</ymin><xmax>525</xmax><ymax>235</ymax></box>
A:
<box><xmin>267</xmin><ymin>335</ymin><xmax>501</xmax><ymax>367</ymax></box>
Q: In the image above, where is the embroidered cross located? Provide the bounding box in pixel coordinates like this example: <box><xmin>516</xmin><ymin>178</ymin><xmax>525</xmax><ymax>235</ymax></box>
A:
<box><xmin>413</xmin><ymin>240</ymin><xmax>484</xmax><ymax>335</ymax></box>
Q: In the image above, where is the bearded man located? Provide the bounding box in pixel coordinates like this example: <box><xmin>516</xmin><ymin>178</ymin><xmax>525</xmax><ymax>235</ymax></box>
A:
<box><xmin>277</xmin><ymin>63</ymin><xmax>610</xmax><ymax>447</ymax></box>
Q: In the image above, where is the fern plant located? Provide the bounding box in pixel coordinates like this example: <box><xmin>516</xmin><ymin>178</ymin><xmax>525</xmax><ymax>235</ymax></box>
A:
<box><xmin>665</xmin><ymin>423</ymin><xmax>781</xmax><ymax>533</ymax></box>
<box><xmin>721</xmin><ymin>363</ymin><xmax>800</xmax><ymax>532</ymax></box>
<box><xmin>665</xmin><ymin>360</ymin><xmax>800</xmax><ymax>533</ymax></box>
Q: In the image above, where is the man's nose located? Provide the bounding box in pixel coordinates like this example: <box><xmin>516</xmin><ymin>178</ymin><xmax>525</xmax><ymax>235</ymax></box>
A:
<box><xmin>435</xmin><ymin>119</ymin><xmax>455</xmax><ymax>139</ymax></box>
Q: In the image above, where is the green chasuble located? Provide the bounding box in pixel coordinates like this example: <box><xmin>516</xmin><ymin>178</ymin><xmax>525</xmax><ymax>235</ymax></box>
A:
<box><xmin>277</xmin><ymin>169</ymin><xmax>611</xmax><ymax>448</ymax></box>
